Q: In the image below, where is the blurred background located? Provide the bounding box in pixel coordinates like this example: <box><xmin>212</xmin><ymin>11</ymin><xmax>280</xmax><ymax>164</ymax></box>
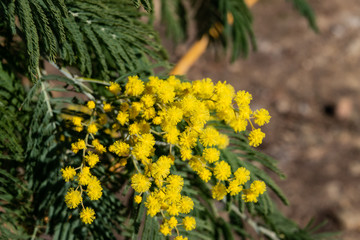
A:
<box><xmin>162</xmin><ymin>0</ymin><xmax>360</xmax><ymax>239</ymax></box>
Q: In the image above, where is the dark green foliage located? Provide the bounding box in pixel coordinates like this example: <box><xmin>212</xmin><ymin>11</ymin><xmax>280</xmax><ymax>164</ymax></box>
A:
<box><xmin>288</xmin><ymin>0</ymin><xmax>319</xmax><ymax>32</ymax></box>
<box><xmin>193</xmin><ymin>0</ymin><xmax>256</xmax><ymax>60</ymax></box>
<box><xmin>0</xmin><ymin>0</ymin><xmax>167</xmax><ymax>81</ymax></box>
<box><xmin>0</xmin><ymin>169</ymin><xmax>31</xmax><ymax>240</ymax></box>
<box><xmin>0</xmin><ymin>64</ymin><xmax>27</xmax><ymax>162</ymax></box>
<box><xmin>160</xmin><ymin>0</ymin><xmax>188</xmax><ymax>42</ymax></box>
<box><xmin>132</xmin><ymin>0</ymin><xmax>152</xmax><ymax>12</ymax></box>
<box><xmin>159</xmin><ymin>0</ymin><xmax>317</xmax><ymax>61</ymax></box>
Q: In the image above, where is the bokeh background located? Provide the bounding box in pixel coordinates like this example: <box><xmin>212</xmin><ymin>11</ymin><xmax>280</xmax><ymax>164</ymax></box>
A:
<box><xmin>163</xmin><ymin>0</ymin><xmax>360</xmax><ymax>239</ymax></box>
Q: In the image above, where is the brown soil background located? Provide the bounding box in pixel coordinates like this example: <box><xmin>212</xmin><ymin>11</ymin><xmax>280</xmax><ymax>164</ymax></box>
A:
<box><xmin>164</xmin><ymin>0</ymin><xmax>360</xmax><ymax>239</ymax></box>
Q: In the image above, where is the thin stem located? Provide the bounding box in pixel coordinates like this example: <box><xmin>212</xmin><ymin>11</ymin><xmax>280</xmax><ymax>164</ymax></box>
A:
<box><xmin>248</xmin><ymin>118</ymin><xmax>255</xmax><ymax>130</ymax></box>
<box><xmin>31</xmin><ymin>226</ymin><xmax>38</xmax><ymax>240</ymax></box>
<box><xmin>41</xmin><ymin>81</ymin><xmax>54</xmax><ymax>118</ymax></box>
<box><xmin>77</xmin><ymin>77</ymin><xmax>110</xmax><ymax>86</ymax></box>
<box><xmin>230</xmin><ymin>205</ymin><xmax>280</xmax><ymax>240</ymax></box>
<box><xmin>132</xmin><ymin>157</ymin><xmax>141</xmax><ymax>173</ymax></box>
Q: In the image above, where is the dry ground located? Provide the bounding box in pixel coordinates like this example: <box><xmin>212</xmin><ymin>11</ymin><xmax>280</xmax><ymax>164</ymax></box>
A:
<box><xmin>166</xmin><ymin>0</ymin><xmax>360</xmax><ymax>239</ymax></box>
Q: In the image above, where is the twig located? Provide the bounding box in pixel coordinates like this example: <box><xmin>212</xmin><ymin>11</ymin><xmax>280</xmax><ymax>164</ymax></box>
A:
<box><xmin>230</xmin><ymin>204</ymin><xmax>280</xmax><ymax>240</ymax></box>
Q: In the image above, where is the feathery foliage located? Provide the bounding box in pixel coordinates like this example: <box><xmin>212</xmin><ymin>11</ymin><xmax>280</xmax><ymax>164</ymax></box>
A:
<box><xmin>0</xmin><ymin>0</ymin><xmax>168</xmax><ymax>81</ymax></box>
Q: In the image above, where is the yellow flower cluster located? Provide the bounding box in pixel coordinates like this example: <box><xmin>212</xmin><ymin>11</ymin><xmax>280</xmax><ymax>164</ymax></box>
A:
<box><xmin>61</xmin><ymin>103</ymin><xmax>105</xmax><ymax>224</ymax></box>
<box><xmin>62</xmin><ymin>75</ymin><xmax>270</xmax><ymax>237</ymax></box>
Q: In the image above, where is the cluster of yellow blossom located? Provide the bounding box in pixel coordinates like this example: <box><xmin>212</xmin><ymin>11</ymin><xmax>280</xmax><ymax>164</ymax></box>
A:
<box><xmin>62</xmin><ymin>75</ymin><xmax>270</xmax><ymax>238</ymax></box>
<box><xmin>60</xmin><ymin>103</ymin><xmax>105</xmax><ymax>224</ymax></box>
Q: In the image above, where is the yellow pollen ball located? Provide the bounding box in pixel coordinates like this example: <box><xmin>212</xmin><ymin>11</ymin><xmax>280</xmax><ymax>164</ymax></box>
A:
<box><xmin>84</xmin><ymin>152</ymin><xmax>100</xmax><ymax>168</ymax></box>
<box><xmin>131</xmin><ymin>173</ymin><xmax>151</xmax><ymax>193</ymax></box>
<box><xmin>80</xmin><ymin>207</ymin><xmax>95</xmax><ymax>224</ymax></box>
<box><xmin>87</xmin><ymin>123</ymin><xmax>98</xmax><ymax>134</ymax></box>
<box><xmin>61</xmin><ymin>166</ymin><xmax>76</xmax><ymax>182</ymax></box>
<box><xmin>65</xmin><ymin>188</ymin><xmax>82</xmax><ymax>209</ymax></box>
<box><xmin>212</xmin><ymin>183</ymin><xmax>227</xmax><ymax>200</ymax></box>
<box><xmin>248</xmin><ymin>129</ymin><xmax>265</xmax><ymax>147</ymax></box>
<box><xmin>175</xmin><ymin>236</ymin><xmax>188</xmax><ymax>240</ymax></box>
<box><xmin>213</xmin><ymin>161</ymin><xmax>231</xmax><ymax>181</ymax></box>
<box><xmin>107</xmin><ymin>82</ymin><xmax>121</xmax><ymax>95</ymax></box>
<box><xmin>87</xmin><ymin>101</ymin><xmax>95</xmax><ymax>109</ymax></box>
<box><xmin>182</xmin><ymin>216</ymin><xmax>196</xmax><ymax>231</ymax></box>
<box><xmin>168</xmin><ymin>217</ymin><xmax>178</xmax><ymax>228</ymax></box>
<box><xmin>202</xmin><ymin>148</ymin><xmax>220</xmax><ymax>163</ymax></box>
<box><xmin>253</xmin><ymin>108</ymin><xmax>271</xmax><ymax>126</ymax></box>
<box><xmin>134</xmin><ymin>195</ymin><xmax>142</xmax><ymax>204</ymax></box>
<box><xmin>234</xmin><ymin>167</ymin><xmax>250</xmax><ymax>185</ymax></box>
<box><xmin>103</xmin><ymin>103</ymin><xmax>112</xmax><ymax>112</ymax></box>
<box><xmin>86</xmin><ymin>176</ymin><xmax>103</xmax><ymax>200</ymax></box>
<box><xmin>125</xmin><ymin>75</ymin><xmax>144</xmax><ymax>96</ymax></box>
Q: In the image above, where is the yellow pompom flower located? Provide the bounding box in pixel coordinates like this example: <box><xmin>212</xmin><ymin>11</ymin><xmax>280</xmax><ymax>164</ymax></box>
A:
<box><xmin>212</xmin><ymin>183</ymin><xmax>227</xmax><ymax>200</ymax></box>
<box><xmin>143</xmin><ymin>107</ymin><xmax>156</xmax><ymax>120</ymax></box>
<box><xmin>175</xmin><ymin>236</ymin><xmax>188</xmax><ymax>240</ymax></box>
<box><xmin>180</xmin><ymin>148</ymin><xmax>192</xmax><ymax>161</ymax></box>
<box><xmin>167</xmin><ymin>203</ymin><xmax>180</xmax><ymax>216</ymax></box>
<box><xmin>227</xmin><ymin>180</ymin><xmax>243</xmax><ymax>196</ymax></box>
<box><xmin>164</xmin><ymin>106</ymin><xmax>183</xmax><ymax>126</ymax></box>
<box><xmin>80</xmin><ymin>207</ymin><xmax>95</xmax><ymax>224</ymax></box>
<box><xmin>87</xmin><ymin>101</ymin><xmax>95</xmax><ymax>109</ymax></box>
<box><xmin>213</xmin><ymin>161</ymin><xmax>231</xmax><ymax>181</ymax></box>
<box><xmin>217</xmin><ymin>134</ymin><xmax>229</xmax><ymax>149</ymax></box>
<box><xmin>87</xmin><ymin>123</ymin><xmax>98</xmax><ymax>134</ymax></box>
<box><xmin>250</xmin><ymin>180</ymin><xmax>266</xmax><ymax>195</ymax></box>
<box><xmin>168</xmin><ymin>216</ymin><xmax>178</xmax><ymax>228</ymax></box>
<box><xmin>198</xmin><ymin>168</ymin><xmax>212</xmax><ymax>182</ymax></box>
<box><xmin>129</xmin><ymin>122</ymin><xmax>141</xmax><ymax>135</ymax></box>
<box><xmin>192</xmin><ymin>78</ymin><xmax>214</xmax><ymax>99</ymax></box>
<box><xmin>116</xmin><ymin>111</ymin><xmax>129</xmax><ymax>125</ymax></box>
<box><xmin>179</xmin><ymin>196</ymin><xmax>194</xmax><ymax>214</ymax></box>
<box><xmin>131</xmin><ymin>173</ymin><xmax>151</xmax><ymax>193</ymax></box>
<box><xmin>199</xmin><ymin>127</ymin><xmax>220</xmax><ymax>147</ymax></box>
<box><xmin>71</xmin><ymin>139</ymin><xmax>86</xmax><ymax>154</ymax></box>
<box><xmin>230</xmin><ymin>117</ymin><xmax>248</xmax><ymax>133</ymax></box>
<box><xmin>86</xmin><ymin>176</ymin><xmax>103</xmax><ymax>200</ymax></box>
<box><xmin>145</xmin><ymin>193</ymin><xmax>161</xmax><ymax>217</ymax></box>
<box><xmin>125</xmin><ymin>75</ymin><xmax>144</xmax><ymax>96</ymax></box>
<box><xmin>242</xmin><ymin>189</ymin><xmax>259</xmax><ymax>203</ymax></box>
<box><xmin>152</xmin><ymin>116</ymin><xmax>162</xmax><ymax>125</ymax></box>
<box><xmin>61</xmin><ymin>166</ymin><xmax>76</xmax><ymax>182</ymax></box>
<box><xmin>103</xmin><ymin>102</ymin><xmax>112</xmax><ymax>112</ymax></box>
<box><xmin>164</xmin><ymin>127</ymin><xmax>180</xmax><ymax>144</ymax></box>
<box><xmin>182</xmin><ymin>216</ymin><xmax>196</xmax><ymax>231</ymax></box>
<box><xmin>65</xmin><ymin>188</ymin><xmax>82</xmax><ymax>209</ymax></box>
<box><xmin>71</xmin><ymin>116</ymin><xmax>82</xmax><ymax>127</ymax></box>
<box><xmin>78</xmin><ymin>167</ymin><xmax>91</xmax><ymax>186</ymax></box>
<box><xmin>92</xmin><ymin>139</ymin><xmax>106</xmax><ymax>154</ymax></box>
<box><xmin>84</xmin><ymin>152</ymin><xmax>99</xmax><ymax>168</ymax></box>
<box><xmin>134</xmin><ymin>195</ymin><xmax>142</xmax><ymax>204</ymax></box>
<box><xmin>253</xmin><ymin>108</ymin><xmax>271</xmax><ymax>126</ymax></box>
<box><xmin>151</xmin><ymin>156</ymin><xmax>172</xmax><ymax>180</ymax></box>
<box><xmin>234</xmin><ymin>167</ymin><xmax>250</xmax><ymax>185</ymax></box>
<box><xmin>167</xmin><ymin>175</ymin><xmax>184</xmax><ymax>191</ymax></box>
<box><xmin>202</xmin><ymin>148</ymin><xmax>220</xmax><ymax>163</ymax></box>
<box><xmin>157</xmin><ymin>81</ymin><xmax>175</xmax><ymax>103</ymax></box>
<box><xmin>179</xmin><ymin>130</ymin><xmax>198</xmax><ymax>149</ymax></box>
<box><xmin>180</xmin><ymin>94</ymin><xmax>198</xmax><ymax>115</ymax></box>
<box><xmin>248</xmin><ymin>129</ymin><xmax>265</xmax><ymax>147</ymax></box>
<box><xmin>141</xmin><ymin>94</ymin><xmax>155</xmax><ymax>108</ymax></box>
<box><xmin>235</xmin><ymin>90</ymin><xmax>252</xmax><ymax>106</ymax></box>
<box><xmin>109</xmin><ymin>140</ymin><xmax>130</xmax><ymax>156</ymax></box>
<box><xmin>107</xmin><ymin>81</ymin><xmax>121</xmax><ymax>95</ymax></box>
<box><xmin>160</xmin><ymin>223</ymin><xmax>172</xmax><ymax>236</ymax></box>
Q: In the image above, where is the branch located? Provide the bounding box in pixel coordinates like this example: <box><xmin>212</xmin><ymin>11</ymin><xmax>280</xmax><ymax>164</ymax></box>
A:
<box><xmin>230</xmin><ymin>204</ymin><xmax>280</xmax><ymax>240</ymax></box>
